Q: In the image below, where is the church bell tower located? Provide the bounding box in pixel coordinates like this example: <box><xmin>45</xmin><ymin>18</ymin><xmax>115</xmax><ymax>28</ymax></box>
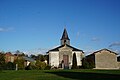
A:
<box><xmin>61</xmin><ymin>28</ymin><xmax>70</xmax><ymax>45</ymax></box>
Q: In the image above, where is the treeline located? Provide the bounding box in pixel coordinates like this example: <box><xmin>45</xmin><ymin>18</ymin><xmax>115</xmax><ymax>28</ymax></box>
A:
<box><xmin>0</xmin><ymin>51</ymin><xmax>50</xmax><ymax>70</ymax></box>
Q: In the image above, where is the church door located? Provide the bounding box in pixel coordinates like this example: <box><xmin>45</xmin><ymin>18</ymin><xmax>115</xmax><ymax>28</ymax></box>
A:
<box><xmin>63</xmin><ymin>55</ymin><xmax>69</xmax><ymax>69</ymax></box>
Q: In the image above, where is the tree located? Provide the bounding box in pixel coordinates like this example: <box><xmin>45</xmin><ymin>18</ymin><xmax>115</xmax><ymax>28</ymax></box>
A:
<box><xmin>44</xmin><ymin>55</ymin><xmax>49</xmax><ymax>64</ymax></box>
<box><xmin>0</xmin><ymin>52</ymin><xmax>5</xmax><ymax>70</ymax></box>
<box><xmin>15</xmin><ymin>50</ymin><xmax>26</xmax><ymax>57</ymax></box>
<box><xmin>35</xmin><ymin>60</ymin><xmax>46</xmax><ymax>70</ymax></box>
<box><xmin>37</xmin><ymin>54</ymin><xmax>45</xmax><ymax>61</ymax></box>
<box><xmin>72</xmin><ymin>53</ymin><xmax>77</xmax><ymax>69</ymax></box>
<box><xmin>15</xmin><ymin>50</ymin><xmax>20</xmax><ymax>54</ymax></box>
<box><xmin>30</xmin><ymin>54</ymin><xmax>46</xmax><ymax>62</ymax></box>
<box><xmin>30</xmin><ymin>54</ymin><xmax>37</xmax><ymax>60</ymax></box>
<box><xmin>14</xmin><ymin>57</ymin><xmax>25</xmax><ymax>70</ymax></box>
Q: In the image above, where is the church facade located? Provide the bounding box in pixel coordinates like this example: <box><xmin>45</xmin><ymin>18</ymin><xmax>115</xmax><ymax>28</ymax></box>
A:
<box><xmin>47</xmin><ymin>28</ymin><xmax>84</xmax><ymax>69</ymax></box>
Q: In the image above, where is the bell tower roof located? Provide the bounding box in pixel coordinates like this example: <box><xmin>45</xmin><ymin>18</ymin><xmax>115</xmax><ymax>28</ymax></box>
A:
<box><xmin>60</xmin><ymin>28</ymin><xmax>70</xmax><ymax>45</ymax></box>
<box><xmin>61</xmin><ymin>28</ymin><xmax>70</xmax><ymax>40</ymax></box>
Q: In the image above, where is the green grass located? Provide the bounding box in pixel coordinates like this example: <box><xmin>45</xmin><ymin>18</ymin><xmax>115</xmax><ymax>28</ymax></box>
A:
<box><xmin>0</xmin><ymin>69</ymin><xmax>120</xmax><ymax>80</ymax></box>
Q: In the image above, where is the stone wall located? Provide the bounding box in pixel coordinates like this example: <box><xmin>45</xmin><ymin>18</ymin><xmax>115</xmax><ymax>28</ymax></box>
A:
<box><xmin>95</xmin><ymin>50</ymin><xmax>118</xmax><ymax>69</ymax></box>
<box><xmin>118</xmin><ymin>62</ymin><xmax>120</xmax><ymax>69</ymax></box>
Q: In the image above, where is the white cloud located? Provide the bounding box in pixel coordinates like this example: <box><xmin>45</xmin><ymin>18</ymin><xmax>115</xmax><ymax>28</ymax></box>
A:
<box><xmin>114</xmin><ymin>50</ymin><xmax>120</xmax><ymax>54</ymax></box>
<box><xmin>109</xmin><ymin>42</ymin><xmax>120</xmax><ymax>47</ymax></box>
<box><xmin>91</xmin><ymin>37</ymin><xmax>100</xmax><ymax>42</ymax></box>
<box><xmin>108</xmin><ymin>42</ymin><xmax>120</xmax><ymax>55</ymax></box>
<box><xmin>0</xmin><ymin>28</ymin><xmax>6</xmax><ymax>32</ymax></box>
<box><xmin>51</xmin><ymin>45</ymin><xmax>59</xmax><ymax>49</ymax></box>
<box><xmin>0</xmin><ymin>27</ymin><xmax>13</xmax><ymax>32</ymax></box>
<box><xmin>24</xmin><ymin>48</ymin><xmax>50</xmax><ymax>56</ymax></box>
<box><xmin>76</xmin><ymin>31</ymin><xmax>80</xmax><ymax>37</ymax></box>
<box><xmin>84</xmin><ymin>50</ymin><xmax>94</xmax><ymax>56</ymax></box>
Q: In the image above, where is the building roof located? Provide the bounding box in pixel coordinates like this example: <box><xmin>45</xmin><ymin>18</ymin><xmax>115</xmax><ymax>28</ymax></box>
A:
<box><xmin>47</xmin><ymin>44</ymin><xmax>83</xmax><ymax>52</ymax></box>
<box><xmin>23</xmin><ymin>56</ymin><xmax>35</xmax><ymax>62</ymax></box>
<box><xmin>86</xmin><ymin>49</ymin><xmax>118</xmax><ymax>57</ymax></box>
<box><xmin>61</xmin><ymin>28</ymin><xmax>70</xmax><ymax>40</ymax></box>
<box><xmin>93</xmin><ymin>48</ymin><xmax>118</xmax><ymax>55</ymax></box>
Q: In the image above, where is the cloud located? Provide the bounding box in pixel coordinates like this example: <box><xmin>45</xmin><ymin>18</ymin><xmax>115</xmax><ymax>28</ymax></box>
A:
<box><xmin>24</xmin><ymin>48</ymin><xmax>50</xmax><ymax>55</ymax></box>
<box><xmin>108</xmin><ymin>42</ymin><xmax>120</xmax><ymax>55</ymax></box>
<box><xmin>52</xmin><ymin>45</ymin><xmax>59</xmax><ymax>49</ymax></box>
<box><xmin>0</xmin><ymin>27</ymin><xmax>13</xmax><ymax>32</ymax></box>
<box><xmin>0</xmin><ymin>28</ymin><xmax>6</xmax><ymax>32</ymax></box>
<box><xmin>114</xmin><ymin>50</ymin><xmax>120</xmax><ymax>54</ymax></box>
<box><xmin>77</xmin><ymin>31</ymin><xmax>80</xmax><ymax>37</ymax></box>
<box><xmin>75</xmin><ymin>31</ymin><xmax>80</xmax><ymax>39</ymax></box>
<box><xmin>91</xmin><ymin>37</ymin><xmax>100</xmax><ymax>42</ymax></box>
<box><xmin>109</xmin><ymin>42</ymin><xmax>120</xmax><ymax>47</ymax></box>
<box><xmin>84</xmin><ymin>50</ymin><xmax>94</xmax><ymax>56</ymax></box>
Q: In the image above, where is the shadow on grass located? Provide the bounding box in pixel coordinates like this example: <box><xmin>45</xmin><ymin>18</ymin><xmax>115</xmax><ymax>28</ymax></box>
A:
<box><xmin>46</xmin><ymin>71</ymin><xmax>120</xmax><ymax>80</ymax></box>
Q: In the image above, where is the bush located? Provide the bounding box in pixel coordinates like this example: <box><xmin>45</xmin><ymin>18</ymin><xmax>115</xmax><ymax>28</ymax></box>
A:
<box><xmin>35</xmin><ymin>60</ymin><xmax>47</xmax><ymax>70</ymax></box>
<box><xmin>44</xmin><ymin>65</ymin><xmax>51</xmax><ymax>70</ymax></box>
<box><xmin>82</xmin><ymin>58</ymin><xmax>95</xmax><ymax>69</ymax></box>
<box><xmin>6</xmin><ymin>62</ymin><xmax>15</xmax><ymax>70</ymax></box>
<box><xmin>30</xmin><ymin>65</ymin><xmax>38</xmax><ymax>70</ymax></box>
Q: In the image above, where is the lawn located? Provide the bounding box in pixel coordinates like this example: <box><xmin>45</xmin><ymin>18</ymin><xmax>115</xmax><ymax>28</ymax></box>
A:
<box><xmin>0</xmin><ymin>69</ymin><xmax>120</xmax><ymax>80</ymax></box>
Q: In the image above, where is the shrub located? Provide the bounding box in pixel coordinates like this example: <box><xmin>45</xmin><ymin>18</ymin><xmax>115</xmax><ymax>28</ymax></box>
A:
<box><xmin>82</xmin><ymin>58</ymin><xmax>95</xmax><ymax>69</ymax></box>
<box><xmin>35</xmin><ymin>60</ymin><xmax>47</xmax><ymax>70</ymax></box>
<box><xmin>44</xmin><ymin>65</ymin><xmax>51</xmax><ymax>70</ymax></box>
<box><xmin>72</xmin><ymin>53</ymin><xmax>77</xmax><ymax>69</ymax></box>
<box><xmin>6</xmin><ymin>62</ymin><xmax>15</xmax><ymax>70</ymax></box>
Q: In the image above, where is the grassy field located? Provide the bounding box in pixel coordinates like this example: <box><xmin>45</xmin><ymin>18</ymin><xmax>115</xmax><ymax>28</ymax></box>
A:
<box><xmin>0</xmin><ymin>69</ymin><xmax>120</xmax><ymax>80</ymax></box>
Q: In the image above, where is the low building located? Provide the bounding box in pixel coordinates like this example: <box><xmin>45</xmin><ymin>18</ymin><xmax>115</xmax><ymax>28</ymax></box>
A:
<box><xmin>85</xmin><ymin>49</ymin><xmax>119</xmax><ymax>69</ymax></box>
<box><xmin>5</xmin><ymin>52</ymin><xmax>17</xmax><ymax>63</ymax></box>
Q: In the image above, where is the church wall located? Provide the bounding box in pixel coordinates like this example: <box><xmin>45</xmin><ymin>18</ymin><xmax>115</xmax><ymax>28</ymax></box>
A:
<box><xmin>59</xmin><ymin>51</ymin><xmax>72</xmax><ymax>65</ymax></box>
<box><xmin>72</xmin><ymin>51</ymin><xmax>83</xmax><ymax>66</ymax></box>
<box><xmin>49</xmin><ymin>52</ymin><xmax>59</xmax><ymax>67</ymax></box>
<box><xmin>59</xmin><ymin>46</ymin><xmax>72</xmax><ymax>66</ymax></box>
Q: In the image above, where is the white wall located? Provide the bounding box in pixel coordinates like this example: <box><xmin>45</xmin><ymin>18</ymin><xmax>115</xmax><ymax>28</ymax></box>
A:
<box><xmin>48</xmin><ymin>50</ymin><xmax>84</xmax><ymax>68</ymax></box>
<box><xmin>49</xmin><ymin>51</ymin><xmax>59</xmax><ymax>67</ymax></box>
<box><xmin>72</xmin><ymin>51</ymin><xmax>83</xmax><ymax>66</ymax></box>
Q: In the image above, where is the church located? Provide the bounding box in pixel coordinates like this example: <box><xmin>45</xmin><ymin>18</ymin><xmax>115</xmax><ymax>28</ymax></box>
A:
<box><xmin>47</xmin><ymin>28</ymin><xmax>84</xmax><ymax>69</ymax></box>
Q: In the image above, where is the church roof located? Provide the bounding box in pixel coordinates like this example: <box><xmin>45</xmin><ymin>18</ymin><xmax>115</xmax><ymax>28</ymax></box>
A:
<box><xmin>47</xmin><ymin>44</ymin><xmax>83</xmax><ymax>52</ymax></box>
<box><xmin>61</xmin><ymin>28</ymin><xmax>70</xmax><ymax>40</ymax></box>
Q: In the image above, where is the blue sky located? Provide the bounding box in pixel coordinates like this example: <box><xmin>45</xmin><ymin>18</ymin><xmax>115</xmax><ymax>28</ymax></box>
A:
<box><xmin>0</xmin><ymin>0</ymin><xmax>120</xmax><ymax>55</ymax></box>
